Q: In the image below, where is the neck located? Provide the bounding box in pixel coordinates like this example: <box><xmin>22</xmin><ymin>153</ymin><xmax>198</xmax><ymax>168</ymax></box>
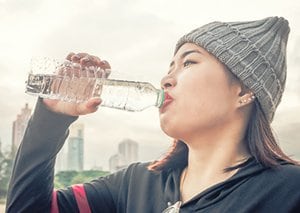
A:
<box><xmin>179</xmin><ymin>118</ymin><xmax>250</xmax><ymax>202</ymax></box>
<box><xmin>184</xmin><ymin>115</ymin><xmax>250</xmax><ymax>173</ymax></box>
<box><xmin>186</xmin><ymin>140</ymin><xmax>249</xmax><ymax>177</ymax></box>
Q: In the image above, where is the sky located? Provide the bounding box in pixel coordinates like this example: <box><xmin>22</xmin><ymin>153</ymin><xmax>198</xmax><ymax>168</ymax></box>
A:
<box><xmin>0</xmin><ymin>0</ymin><xmax>300</xmax><ymax>170</ymax></box>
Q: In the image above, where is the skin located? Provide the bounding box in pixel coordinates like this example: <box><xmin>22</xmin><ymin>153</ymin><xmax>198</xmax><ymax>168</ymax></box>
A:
<box><xmin>43</xmin><ymin>52</ymin><xmax>110</xmax><ymax>116</ymax></box>
<box><xmin>44</xmin><ymin>44</ymin><xmax>255</xmax><ymax>203</ymax></box>
<box><xmin>159</xmin><ymin>43</ymin><xmax>254</xmax><ymax>202</ymax></box>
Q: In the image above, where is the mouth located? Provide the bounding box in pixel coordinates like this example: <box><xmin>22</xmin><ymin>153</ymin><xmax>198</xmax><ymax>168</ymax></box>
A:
<box><xmin>160</xmin><ymin>92</ymin><xmax>173</xmax><ymax>112</ymax></box>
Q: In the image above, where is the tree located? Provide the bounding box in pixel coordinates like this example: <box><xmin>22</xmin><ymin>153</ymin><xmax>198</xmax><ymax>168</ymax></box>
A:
<box><xmin>54</xmin><ymin>170</ymin><xmax>110</xmax><ymax>188</ymax></box>
<box><xmin>54</xmin><ymin>171</ymin><xmax>78</xmax><ymax>188</ymax></box>
<box><xmin>0</xmin><ymin>150</ymin><xmax>13</xmax><ymax>199</ymax></box>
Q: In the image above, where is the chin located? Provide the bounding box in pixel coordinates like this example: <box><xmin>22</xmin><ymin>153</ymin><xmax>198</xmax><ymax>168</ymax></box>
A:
<box><xmin>160</xmin><ymin>122</ymin><xmax>173</xmax><ymax>138</ymax></box>
<box><xmin>160</xmin><ymin>122</ymin><xmax>183</xmax><ymax>140</ymax></box>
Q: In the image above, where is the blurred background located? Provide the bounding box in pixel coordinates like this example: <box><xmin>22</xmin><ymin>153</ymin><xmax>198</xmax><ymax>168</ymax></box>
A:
<box><xmin>0</xmin><ymin>0</ymin><xmax>299</xmax><ymax>209</ymax></box>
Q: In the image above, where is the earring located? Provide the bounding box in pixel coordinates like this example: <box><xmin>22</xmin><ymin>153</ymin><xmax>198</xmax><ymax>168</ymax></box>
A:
<box><xmin>250</xmin><ymin>93</ymin><xmax>256</xmax><ymax>101</ymax></box>
<box><xmin>248</xmin><ymin>94</ymin><xmax>256</xmax><ymax>101</ymax></box>
<box><xmin>239</xmin><ymin>93</ymin><xmax>256</xmax><ymax>104</ymax></box>
<box><xmin>239</xmin><ymin>99</ymin><xmax>246</xmax><ymax>104</ymax></box>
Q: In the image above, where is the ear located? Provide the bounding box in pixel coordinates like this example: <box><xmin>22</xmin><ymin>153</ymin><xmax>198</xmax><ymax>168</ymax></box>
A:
<box><xmin>237</xmin><ymin>91</ymin><xmax>256</xmax><ymax>108</ymax></box>
<box><xmin>234</xmin><ymin>83</ymin><xmax>256</xmax><ymax>108</ymax></box>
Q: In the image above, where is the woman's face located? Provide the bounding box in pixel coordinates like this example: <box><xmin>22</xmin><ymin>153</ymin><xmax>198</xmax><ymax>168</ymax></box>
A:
<box><xmin>159</xmin><ymin>43</ymin><xmax>240</xmax><ymax>141</ymax></box>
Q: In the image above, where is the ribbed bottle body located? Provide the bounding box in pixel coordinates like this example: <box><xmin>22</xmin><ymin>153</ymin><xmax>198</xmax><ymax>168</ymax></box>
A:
<box><xmin>26</xmin><ymin>73</ymin><xmax>164</xmax><ymax>111</ymax></box>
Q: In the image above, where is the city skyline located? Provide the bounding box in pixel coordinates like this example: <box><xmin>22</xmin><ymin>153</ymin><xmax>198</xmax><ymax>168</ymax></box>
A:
<box><xmin>0</xmin><ymin>0</ymin><xmax>299</xmax><ymax>170</ymax></box>
<box><xmin>6</xmin><ymin>102</ymin><xmax>167</xmax><ymax>171</ymax></box>
<box><xmin>56</xmin><ymin>122</ymin><xmax>85</xmax><ymax>172</ymax></box>
<box><xmin>67</xmin><ymin>123</ymin><xmax>84</xmax><ymax>171</ymax></box>
<box><xmin>5</xmin><ymin>98</ymin><xmax>300</xmax><ymax>171</ymax></box>
<box><xmin>109</xmin><ymin>138</ymin><xmax>139</xmax><ymax>172</ymax></box>
<box><xmin>11</xmin><ymin>103</ymin><xmax>32</xmax><ymax>157</ymax></box>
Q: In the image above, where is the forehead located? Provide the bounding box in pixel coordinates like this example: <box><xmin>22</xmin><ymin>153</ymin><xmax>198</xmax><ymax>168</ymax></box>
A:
<box><xmin>173</xmin><ymin>43</ymin><xmax>210</xmax><ymax>60</ymax></box>
<box><xmin>172</xmin><ymin>43</ymin><xmax>237</xmax><ymax>81</ymax></box>
<box><xmin>171</xmin><ymin>43</ymin><xmax>221</xmax><ymax>67</ymax></box>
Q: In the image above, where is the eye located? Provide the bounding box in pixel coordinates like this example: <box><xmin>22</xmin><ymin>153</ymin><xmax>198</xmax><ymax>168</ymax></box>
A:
<box><xmin>183</xmin><ymin>60</ymin><xmax>196</xmax><ymax>67</ymax></box>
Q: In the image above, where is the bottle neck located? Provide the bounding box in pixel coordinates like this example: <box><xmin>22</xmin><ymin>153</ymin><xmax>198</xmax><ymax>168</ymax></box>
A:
<box><xmin>156</xmin><ymin>90</ymin><xmax>165</xmax><ymax>108</ymax></box>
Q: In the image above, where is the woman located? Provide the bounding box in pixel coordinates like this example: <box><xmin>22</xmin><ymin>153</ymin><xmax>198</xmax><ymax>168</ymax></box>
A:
<box><xmin>6</xmin><ymin>16</ymin><xmax>300</xmax><ymax>212</ymax></box>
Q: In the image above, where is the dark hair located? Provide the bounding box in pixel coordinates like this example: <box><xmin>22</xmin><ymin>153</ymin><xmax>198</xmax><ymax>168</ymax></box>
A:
<box><xmin>148</xmin><ymin>100</ymin><xmax>299</xmax><ymax>172</ymax></box>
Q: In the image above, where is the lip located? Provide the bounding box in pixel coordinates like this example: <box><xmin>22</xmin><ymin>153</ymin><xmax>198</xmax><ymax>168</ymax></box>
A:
<box><xmin>160</xmin><ymin>92</ymin><xmax>173</xmax><ymax>112</ymax></box>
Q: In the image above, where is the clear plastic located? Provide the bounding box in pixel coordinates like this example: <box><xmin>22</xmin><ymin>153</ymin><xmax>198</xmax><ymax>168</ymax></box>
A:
<box><xmin>25</xmin><ymin>57</ymin><xmax>164</xmax><ymax>112</ymax></box>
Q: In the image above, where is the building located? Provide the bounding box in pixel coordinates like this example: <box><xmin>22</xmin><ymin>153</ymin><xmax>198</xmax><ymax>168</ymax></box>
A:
<box><xmin>11</xmin><ymin>103</ymin><xmax>32</xmax><ymax>156</ymax></box>
<box><xmin>55</xmin><ymin>143</ymin><xmax>68</xmax><ymax>173</ymax></box>
<box><xmin>109</xmin><ymin>154</ymin><xmax>122</xmax><ymax>172</ymax></box>
<box><xmin>67</xmin><ymin>122</ymin><xmax>84</xmax><ymax>171</ymax></box>
<box><xmin>118</xmin><ymin>139</ymin><xmax>138</xmax><ymax>165</ymax></box>
<box><xmin>55</xmin><ymin>122</ymin><xmax>85</xmax><ymax>173</ymax></box>
<box><xmin>109</xmin><ymin>139</ymin><xmax>138</xmax><ymax>172</ymax></box>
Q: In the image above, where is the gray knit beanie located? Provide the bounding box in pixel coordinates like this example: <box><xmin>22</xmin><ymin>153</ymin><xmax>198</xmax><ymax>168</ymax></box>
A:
<box><xmin>175</xmin><ymin>16</ymin><xmax>290</xmax><ymax>122</ymax></box>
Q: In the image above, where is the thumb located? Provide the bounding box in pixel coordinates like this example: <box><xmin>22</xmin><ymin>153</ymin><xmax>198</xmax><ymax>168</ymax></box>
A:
<box><xmin>83</xmin><ymin>97</ymin><xmax>102</xmax><ymax>114</ymax></box>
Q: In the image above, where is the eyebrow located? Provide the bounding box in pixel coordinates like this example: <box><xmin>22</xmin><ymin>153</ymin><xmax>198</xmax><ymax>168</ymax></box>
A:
<box><xmin>169</xmin><ymin>50</ymin><xmax>203</xmax><ymax>68</ymax></box>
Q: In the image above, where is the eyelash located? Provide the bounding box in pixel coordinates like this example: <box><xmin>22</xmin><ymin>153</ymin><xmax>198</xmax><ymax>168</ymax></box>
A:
<box><xmin>183</xmin><ymin>60</ymin><xmax>196</xmax><ymax>67</ymax></box>
<box><xmin>167</xmin><ymin>60</ymin><xmax>196</xmax><ymax>74</ymax></box>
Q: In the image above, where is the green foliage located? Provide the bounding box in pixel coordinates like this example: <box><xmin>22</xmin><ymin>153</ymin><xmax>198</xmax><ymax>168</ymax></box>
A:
<box><xmin>0</xmin><ymin>151</ymin><xmax>13</xmax><ymax>198</ymax></box>
<box><xmin>54</xmin><ymin>170</ymin><xmax>110</xmax><ymax>189</ymax></box>
<box><xmin>55</xmin><ymin>171</ymin><xmax>78</xmax><ymax>188</ymax></box>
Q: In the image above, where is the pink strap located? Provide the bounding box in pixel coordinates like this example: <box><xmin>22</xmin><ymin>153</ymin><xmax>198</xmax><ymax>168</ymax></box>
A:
<box><xmin>51</xmin><ymin>190</ymin><xmax>59</xmax><ymax>213</ymax></box>
<box><xmin>72</xmin><ymin>184</ymin><xmax>91</xmax><ymax>213</ymax></box>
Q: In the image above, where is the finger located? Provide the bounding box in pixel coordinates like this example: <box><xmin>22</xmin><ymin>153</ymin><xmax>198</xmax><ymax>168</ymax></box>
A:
<box><xmin>71</xmin><ymin>54</ymin><xmax>81</xmax><ymax>63</ymax></box>
<box><xmin>58</xmin><ymin>52</ymin><xmax>76</xmax><ymax>75</ymax></box>
<box><xmin>104</xmin><ymin>69</ymin><xmax>111</xmax><ymax>78</ymax></box>
<box><xmin>99</xmin><ymin>60</ymin><xmax>111</xmax><ymax>77</ymax></box>
<box><xmin>77</xmin><ymin>98</ymin><xmax>102</xmax><ymax>114</ymax></box>
<box><xmin>80</xmin><ymin>55</ymin><xmax>94</xmax><ymax>67</ymax></box>
<box><xmin>43</xmin><ymin>98</ymin><xmax>59</xmax><ymax>109</ymax></box>
<box><xmin>92</xmin><ymin>55</ymin><xmax>102</xmax><ymax>66</ymax></box>
<box><xmin>100</xmin><ymin>60</ymin><xmax>111</xmax><ymax>70</ymax></box>
<box><xmin>80</xmin><ymin>55</ymin><xmax>102</xmax><ymax>68</ymax></box>
<box><xmin>70</xmin><ymin>52</ymin><xmax>89</xmax><ymax>63</ymax></box>
<box><xmin>77</xmin><ymin>52</ymin><xmax>89</xmax><ymax>58</ymax></box>
<box><xmin>66</xmin><ymin>52</ymin><xmax>76</xmax><ymax>61</ymax></box>
<box><xmin>86</xmin><ymin>97</ymin><xmax>102</xmax><ymax>111</ymax></box>
<box><xmin>71</xmin><ymin>64</ymin><xmax>81</xmax><ymax>77</ymax></box>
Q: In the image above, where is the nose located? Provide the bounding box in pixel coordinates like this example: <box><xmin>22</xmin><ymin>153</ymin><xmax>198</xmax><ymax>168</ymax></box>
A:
<box><xmin>161</xmin><ymin>75</ymin><xmax>176</xmax><ymax>90</ymax></box>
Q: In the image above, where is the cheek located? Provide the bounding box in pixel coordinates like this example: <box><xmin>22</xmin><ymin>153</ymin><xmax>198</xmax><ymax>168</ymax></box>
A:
<box><xmin>186</xmin><ymin>71</ymin><xmax>234</xmax><ymax>113</ymax></box>
<box><xmin>159</xmin><ymin>69</ymin><xmax>236</xmax><ymax>138</ymax></box>
<box><xmin>159</xmin><ymin>95</ymin><xmax>233</xmax><ymax>139</ymax></box>
<box><xmin>176</xmin><ymin>79</ymin><xmax>235</xmax><ymax>128</ymax></box>
<box><xmin>159</xmin><ymin>92</ymin><xmax>204</xmax><ymax>138</ymax></box>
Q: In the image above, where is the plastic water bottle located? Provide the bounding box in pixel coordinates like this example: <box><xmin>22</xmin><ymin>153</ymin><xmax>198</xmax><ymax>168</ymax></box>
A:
<box><xmin>25</xmin><ymin>57</ymin><xmax>165</xmax><ymax>112</ymax></box>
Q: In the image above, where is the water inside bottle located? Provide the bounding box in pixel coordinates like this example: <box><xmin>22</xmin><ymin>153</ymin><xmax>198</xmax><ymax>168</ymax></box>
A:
<box><xmin>27</xmin><ymin>57</ymin><xmax>109</xmax><ymax>103</ymax></box>
<box><xmin>96</xmin><ymin>79</ymin><xmax>163</xmax><ymax>111</ymax></box>
<box><xmin>26</xmin><ymin>57</ymin><xmax>164</xmax><ymax>111</ymax></box>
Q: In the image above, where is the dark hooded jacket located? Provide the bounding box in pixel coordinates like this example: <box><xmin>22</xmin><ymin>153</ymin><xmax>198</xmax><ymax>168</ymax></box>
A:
<box><xmin>6</xmin><ymin>100</ymin><xmax>300</xmax><ymax>213</ymax></box>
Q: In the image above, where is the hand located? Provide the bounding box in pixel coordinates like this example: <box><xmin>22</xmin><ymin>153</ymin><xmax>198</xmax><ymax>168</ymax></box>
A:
<box><xmin>43</xmin><ymin>52</ymin><xmax>111</xmax><ymax>116</ymax></box>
